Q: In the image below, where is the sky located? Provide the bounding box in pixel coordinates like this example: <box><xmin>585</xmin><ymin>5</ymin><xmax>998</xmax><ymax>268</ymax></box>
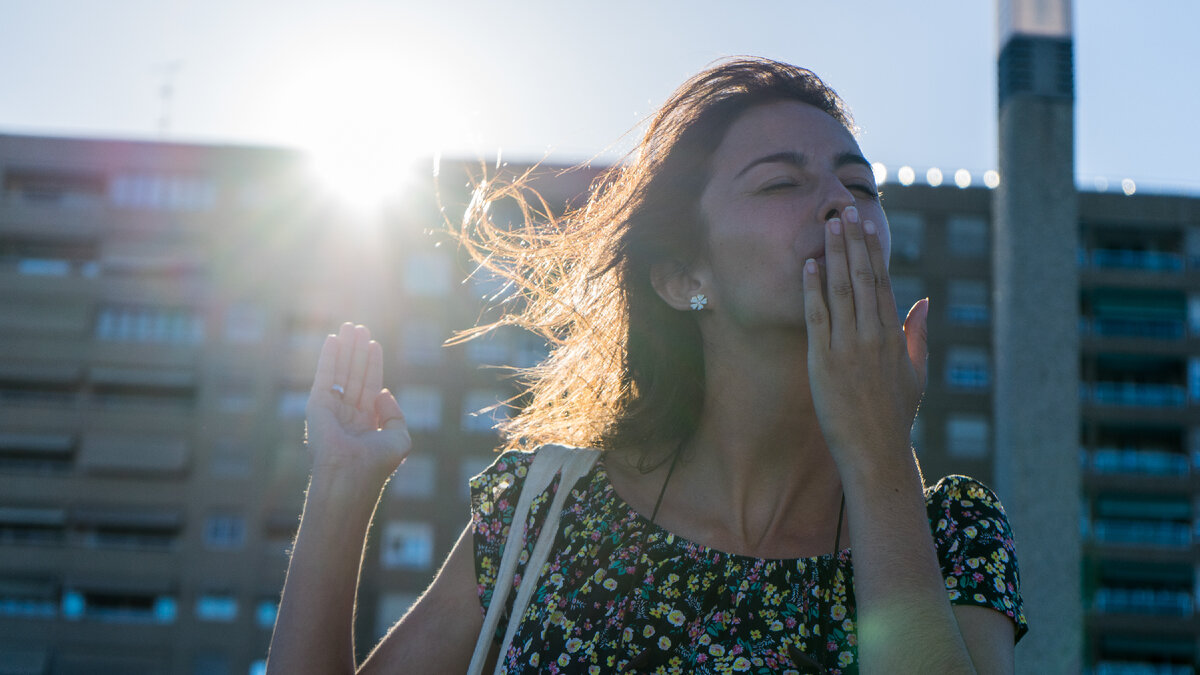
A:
<box><xmin>1</xmin><ymin>0</ymin><xmax>1196</xmax><ymax>198</ymax></box>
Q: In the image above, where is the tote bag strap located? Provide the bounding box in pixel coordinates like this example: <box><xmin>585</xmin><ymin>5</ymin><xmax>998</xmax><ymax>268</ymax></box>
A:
<box><xmin>466</xmin><ymin>445</ymin><xmax>599</xmax><ymax>675</ymax></box>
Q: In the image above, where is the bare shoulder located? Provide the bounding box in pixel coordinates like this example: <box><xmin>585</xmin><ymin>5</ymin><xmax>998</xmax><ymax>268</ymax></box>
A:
<box><xmin>358</xmin><ymin>524</ymin><xmax>488</xmax><ymax>674</ymax></box>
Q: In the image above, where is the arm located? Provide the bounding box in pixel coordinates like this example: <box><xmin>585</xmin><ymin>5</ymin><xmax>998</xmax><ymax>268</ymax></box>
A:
<box><xmin>802</xmin><ymin>207</ymin><xmax>1017</xmax><ymax>674</ymax></box>
<box><xmin>266</xmin><ymin>323</ymin><xmax>484</xmax><ymax>674</ymax></box>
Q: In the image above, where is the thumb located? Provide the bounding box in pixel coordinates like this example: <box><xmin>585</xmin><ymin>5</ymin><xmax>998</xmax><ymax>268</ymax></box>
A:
<box><xmin>375</xmin><ymin>389</ymin><xmax>407</xmax><ymax>431</ymax></box>
<box><xmin>903</xmin><ymin>298</ymin><xmax>930</xmax><ymax>391</ymax></box>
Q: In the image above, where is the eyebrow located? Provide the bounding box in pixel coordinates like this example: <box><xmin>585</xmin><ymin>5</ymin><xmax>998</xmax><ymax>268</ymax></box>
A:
<box><xmin>734</xmin><ymin>151</ymin><xmax>872</xmax><ymax>179</ymax></box>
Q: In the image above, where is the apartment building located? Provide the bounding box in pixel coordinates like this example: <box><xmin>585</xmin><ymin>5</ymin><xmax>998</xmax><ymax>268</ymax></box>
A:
<box><xmin>2</xmin><ymin>132</ymin><xmax>1198</xmax><ymax>673</ymax></box>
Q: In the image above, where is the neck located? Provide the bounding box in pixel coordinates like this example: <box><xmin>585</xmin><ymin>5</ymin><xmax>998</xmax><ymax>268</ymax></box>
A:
<box><xmin>664</xmin><ymin>324</ymin><xmax>845</xmax><ymax>556</ymax></box>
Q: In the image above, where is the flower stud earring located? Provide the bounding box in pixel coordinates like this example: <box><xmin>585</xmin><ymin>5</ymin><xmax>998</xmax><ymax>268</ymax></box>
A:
<box><xmin>689</xmin><ymin>294</ymin><xmax>708</xmax><ymax>311</ymax></box>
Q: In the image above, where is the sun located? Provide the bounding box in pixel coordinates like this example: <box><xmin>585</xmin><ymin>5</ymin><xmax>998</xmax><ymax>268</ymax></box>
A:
<box><xmin>263</xmin><ymin>41</ymin><xmax>460</xmax><ymax>215</ymax></box>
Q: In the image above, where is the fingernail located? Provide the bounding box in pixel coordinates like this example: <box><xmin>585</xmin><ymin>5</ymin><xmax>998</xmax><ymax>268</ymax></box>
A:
<box><xmin>863</xmin><ymin>219</ymin><xmax>876</xmax><ymax>235</ymax></box>
<box><xmin>828</xmin><ymin>218</ymin><xmax>842</xmax><ymax>235</ymax></box>
<box><xmin>805</xmin><ymin>258</ymin><xmax>817</xmax><ymax>274</ymax></box>
<box><xmin>844</xmin><ymin>205</ymin><xmax>859</xmax><ymax>223</ymax></box>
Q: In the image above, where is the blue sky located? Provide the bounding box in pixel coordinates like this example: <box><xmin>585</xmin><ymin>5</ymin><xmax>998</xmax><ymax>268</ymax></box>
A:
<box><xmin>1</xmin><ymin>1</ymin><xmax>1195</xmax><ymax>195</ymax></box>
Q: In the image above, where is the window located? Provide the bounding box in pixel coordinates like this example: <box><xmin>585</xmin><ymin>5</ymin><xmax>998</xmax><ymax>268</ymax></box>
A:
<box><xmin>255</xmin><ymin>599</ymin><xmax>278</xmax><ymax>629</ymax></box>
<box><xmin>4</xmin><ymin>168</ymin><xmax>105</xmax><ymax>207</ymax></box>
<box><xmin>209</xmin><ymin>439</ymin><xmax>251</xmax><ymax>478</ymax></box>
<box><xmin>890</xmin><ymin>276</ymin><xmax>925</xmax><ymax>320</ymax></box>
<box><xmin>195</xmin><ymin>594</ymin><xmax>238</xmax><ymax>622</ymax></box>
<box><xmin>217</xmin><ymin>381</ymin><xmax>256</xmax><ymax>414</ymax></box>
<box><xmin>465</xmin><ymin>333</ymin><xmax>509</xmax><ymax>366</ymax></box>
<box><xmin>946</xmin><ymin>415</ymin><xmax>990</xmax><ymax>459</ymax></box>
<box><xmin>223</xmin><ymin>303</ymin><xmax>267</xmax><ymax>344</ymax></box>
<box><xmin>95</xmin><ymin>305</ymin><xmax>205</xmax><ymax>345</ymax></box>
<box><xmin>375</xmin><ymin>593</ymin><xmax>419</xmax><ymax>640</ymax></box>
<box><xmin>396</xmin><ymin>388</ymin><xmax>442</xmax><ymax>431</ymax></box>
<box><xmin>400</xmin><ymin>319</ymin><xmax>445</xmax><ymax>366</ymax></box>
<box><xmin>0</xmin><ymin>578</ymin><xmax>58</xmax><ymax>619</ymax></box>
<box><xmin>192</xmin><ymin>653</ymin><xmax>232</xmax><ymax>675</ymax></box>
<box><xmin>947</xmin><ymin>215</ymin><xmax>988</xmax><ymax>257</ymax></box>
<box><xmin>61</xmin><ymin>588</ymin><xmax>177</xmax><ymax>623</ymax></box>
<box><xmin>946</xmin><ymin>347</ymin><xmax>990</xmax><ymax>391</ymax></box>
<box><xmin>947</xmin><ymin>280</ymin><xmax>990</xmax><ymax>326</ymax></box>
<box><xmin>204</xmin><ymin>514</ymin><xmax>246</xmax><ymax>551</ymax></box>
<box><xmin>512</xmin><ymin>331</ymin><xmax>549</xmax><ymax>369</ymax></box>
<box><xmin>387</xmin><ymin>454</ymin><xmax>436</xmax><ymax>499</ymax></box>
<box><xmin>1190</xmin><ymin>358</ymin><xmax>1200</xmax><ymax>403</ymax></box>
<box><xmin>90</xmin><ymin>367</ymin><xmax>196</xmax><ymax>410</ymax></box>
<box><xmin>403</xmin><ymin>252</ymin><xmax>451</xmax><ymax>297</ymax></box>
<box><xmin>461</xmin><ymin>389</ymin><xmax>509</xmax><ymax>434</ymax></box>
<box><xmin>0</xmin><ymin>238</ymin><xmax>97</xmax><ymax>278</ymax></box>
<box><xmin>887</xmin><ymin>211</ymin><xmax>924</xmax><ymax>261</ymax></box>
<box><xmin>276</xmin><ymin>390</ymin><xmax>309</xmax><ymax>418</ymax></box>
<box><xmin>73</xmin><ymin>507</ymin><xmax>182</xmax><ymax>550</ymax></box>
<box><xmin>109</xmin><ymin>172</ymin><xmax>217</xmax><ymax>212</ymax></box>
<box><xmin>0</xmin><ymin>506</ymin><xmax>67</xmax><ymax>545</ymax></box>
<box><xmin>381</xmin><ymin>521</ymin><xmax>434</xmax><ymax>570</ymax></box>
<box><xmin>0</xmin><ymin>431</ymin><xmax>74</xmax><ymax>474</ymax></box>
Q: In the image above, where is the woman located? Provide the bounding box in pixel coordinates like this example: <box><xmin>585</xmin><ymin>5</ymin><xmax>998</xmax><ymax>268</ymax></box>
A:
<box><xmin>267</xmin><ymin>58</ymin><xmax>1026</xmax><ymax>674</ymax></box>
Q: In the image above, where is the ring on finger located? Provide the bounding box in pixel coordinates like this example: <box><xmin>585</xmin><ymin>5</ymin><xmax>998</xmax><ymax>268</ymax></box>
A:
<box><xmin>331</xmin><ymin>384</ymin><xmax>346</xmax><ymax>396</ymax></box>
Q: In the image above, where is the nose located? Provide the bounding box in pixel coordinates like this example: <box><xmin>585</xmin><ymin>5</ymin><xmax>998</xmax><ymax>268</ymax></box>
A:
<box><xmin>818</xmin><ymin>177</ymin><xmax>856</xmax><ymax>222</ymax></box>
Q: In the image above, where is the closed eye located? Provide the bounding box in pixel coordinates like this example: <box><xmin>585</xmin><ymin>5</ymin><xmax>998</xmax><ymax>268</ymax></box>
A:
<box><xmin>847</xmin><ymin>183</ymin><xmax>880</xmax><ymax>201</ymax></box>
<box><xmin>758</xmin><ymin>181</ymin><xmax>799</xmax><ymax>194</ymax></box>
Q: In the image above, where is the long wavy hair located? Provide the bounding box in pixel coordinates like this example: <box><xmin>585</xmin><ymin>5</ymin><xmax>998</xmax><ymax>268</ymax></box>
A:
<box><xmin>455</xmin><ymin>57</ymin><xmax>854</xmax><ymax>463</ymax></box>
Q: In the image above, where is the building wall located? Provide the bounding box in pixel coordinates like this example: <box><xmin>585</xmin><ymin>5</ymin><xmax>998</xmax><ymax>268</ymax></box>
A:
<box><xmin>2</xmin><ymin>132</ymin><xmax>1199</xmax><ymax>673</ymax></box>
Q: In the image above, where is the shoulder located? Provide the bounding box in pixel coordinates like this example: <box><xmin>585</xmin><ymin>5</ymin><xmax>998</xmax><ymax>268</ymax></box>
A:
<box><xmin>924</xmin><ymin>475</ymin><xmax>1028</xmax><ymax>641</ymax></box>
<box><xmin>925</xmin><ymin>475</ymin><xmax>1008</xmax><ymax>515</ymax></box>
<box><xmin>924</xmin><ymin>474</ymin><xmax>1014</xmax><ymax>540</ymax></box>
<box><xmin>468</xmin><ymin>444</ymin><xmax>601</xmax><ymax>530</ymax></box>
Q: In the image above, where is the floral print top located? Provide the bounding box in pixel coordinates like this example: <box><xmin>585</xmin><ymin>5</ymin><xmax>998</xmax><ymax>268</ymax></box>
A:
<box><xmin>470</xmin><ymin>449</ymin><xmax>1027</xmax><ymax>674</ymax></box>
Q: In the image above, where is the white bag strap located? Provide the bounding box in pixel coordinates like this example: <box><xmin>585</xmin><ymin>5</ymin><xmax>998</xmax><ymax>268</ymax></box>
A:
<box><xmin>466</xmin><ymin>445</ymin><xmax>599</xmax><ymax>675</ymax></box>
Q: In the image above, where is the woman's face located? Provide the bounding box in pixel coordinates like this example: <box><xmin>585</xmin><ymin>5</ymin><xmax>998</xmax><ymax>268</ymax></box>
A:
<box><xmin>696</xmin><ymin>100</ymin><xmax>890</xmax><ymax>329</ymax></box>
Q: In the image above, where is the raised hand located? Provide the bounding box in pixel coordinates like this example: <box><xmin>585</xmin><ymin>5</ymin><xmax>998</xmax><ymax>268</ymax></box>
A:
<box><xmin>305</xmin><ymin>322</ymin><xmax>411</xmax><ymax>480</ymax></box>
<box><xmin>801</xmin><ymin>205</ymin><xmax>929</xmax><ymax>469</ymax></box>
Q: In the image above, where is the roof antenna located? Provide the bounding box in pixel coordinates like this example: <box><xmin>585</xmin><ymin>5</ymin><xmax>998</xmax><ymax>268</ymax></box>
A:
<box><xmin>156</xmin><ymin>60</ymin><xmax>183</xmax><ymax>138</ymax></box>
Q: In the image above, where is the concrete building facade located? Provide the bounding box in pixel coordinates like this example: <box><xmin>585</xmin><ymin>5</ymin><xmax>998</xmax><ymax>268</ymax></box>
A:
<box><xmin>1</xmin><ymin>132</ymin><xmax>1198</xmax><ymax>673</ymax></box>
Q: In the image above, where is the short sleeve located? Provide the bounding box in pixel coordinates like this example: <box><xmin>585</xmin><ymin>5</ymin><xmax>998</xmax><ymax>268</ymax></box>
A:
<box><xmin>926</xmin><ymin>475</ymin><xmax>1029</xmax><ymax>643</ymax></box>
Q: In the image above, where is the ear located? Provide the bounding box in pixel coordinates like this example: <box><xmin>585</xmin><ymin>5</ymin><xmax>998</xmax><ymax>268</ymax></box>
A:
<box><xmin>651</xmin><ymin>259</ymin><xmax>709</xmax><ymax>312</ymax></box>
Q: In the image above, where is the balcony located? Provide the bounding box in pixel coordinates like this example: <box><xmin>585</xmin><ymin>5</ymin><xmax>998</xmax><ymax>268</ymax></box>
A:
<box><xmin>1093</xmin><ymin>587</ymin><xmax>1193</xmax><ymax>617</ymax></box>
<box><xmin>1091</xmin><ymin>519</ymin><xmax>1191</xmax><ymax>548</ymax></box>
<box><xmin>1089</xmin><ymin>249</ymin><xmax>1185</xmax><ymax>273</ymax></box>
<box><xmin>1082</xmin><ymin>317</ymin><xmax>1186</xmax><ymax>341</ymax></box>
<box><xmin>1089</xmin><ymin>448</ymin><xmax>1189</xmax><ymax>477</ymax></box>
<box><xmin>1095</xmin><ymin>662</ymin><xmax>1195</xmax><ymax>675</ymax></box>
<box><xmin>1087</xmin><ymin>382</ymin><xmax>1186</xmax><ymax>408</ymax></box>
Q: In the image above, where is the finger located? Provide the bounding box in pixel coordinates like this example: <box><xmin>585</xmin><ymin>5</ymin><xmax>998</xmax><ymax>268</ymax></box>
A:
<box><xmin>310</xmin><ymin>335</ymin><xmax>338</xmax><ymax>396</ymax></box>
<box><xmin>823</xmin><ymin>216</ymin><xmax>855</xmax><ymax>339</ymax></box>
<box><xmin>361</xmin><ymin>340</ymin><xmax>384</xmax><ymax>409</ymax></box>
<box><xmin>802</xmin><ymin>256</ymin><xmax>830</xmax><ymax>350</ymax></box>
<box><xmin>345</xmin><ymin>325</ymin><xmax>372</xmax><ymax>408</ymax></box>
<box><xmin>903</xmin><ymin>298</ymin><xmax>931</xmax><ymax>393</ymax></box>
<box><xmin>842</xmin><ymin>206</ymin><xmax>880</xmax><ymax>338</ymax></box>
<box><xmin>332</xmin><ymin>322</ymin><xmax>355</xmax><ymax>391</ymax></box>
<box><xmin>864</xmin><ymin>218</ymin><xmax>901</xmax><ymax>332</ymax></box>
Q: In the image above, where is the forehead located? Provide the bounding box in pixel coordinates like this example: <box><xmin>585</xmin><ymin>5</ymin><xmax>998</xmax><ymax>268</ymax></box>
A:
<box><xmin>708</xmin><ymin>100</ymin><xmax>861</xmax><ymax>178</ymax></box>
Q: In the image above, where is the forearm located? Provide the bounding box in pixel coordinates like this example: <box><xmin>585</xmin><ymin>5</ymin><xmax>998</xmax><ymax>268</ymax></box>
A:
<box><xmin>266</xmin><ymin>466</ymin><xmax>387</xmax><ymax>675</ymax></box>
<box><xmin>841</xmin><ymin>449</ymin><xmax>976</xmax><ymax>675</ymax></box>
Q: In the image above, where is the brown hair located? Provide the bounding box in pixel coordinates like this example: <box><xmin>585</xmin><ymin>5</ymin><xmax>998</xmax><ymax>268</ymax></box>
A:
<box><xmin>456</xmin><ymin>57</ymin><xmax>854</xmax><ymax>462</ymax></box>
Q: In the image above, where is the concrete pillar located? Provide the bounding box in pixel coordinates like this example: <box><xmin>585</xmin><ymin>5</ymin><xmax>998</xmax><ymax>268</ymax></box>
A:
<box><xmin>992</xmin><ymin>1</ymin><xmax>1082</xmax><ymax>672</ymax></box>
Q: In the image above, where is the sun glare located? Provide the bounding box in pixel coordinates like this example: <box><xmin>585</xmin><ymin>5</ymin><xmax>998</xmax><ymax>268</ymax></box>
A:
<box><xmin>265</xmin><ymin>42</ymin><xmax>459</xmax><ymax>215</ymax></box>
